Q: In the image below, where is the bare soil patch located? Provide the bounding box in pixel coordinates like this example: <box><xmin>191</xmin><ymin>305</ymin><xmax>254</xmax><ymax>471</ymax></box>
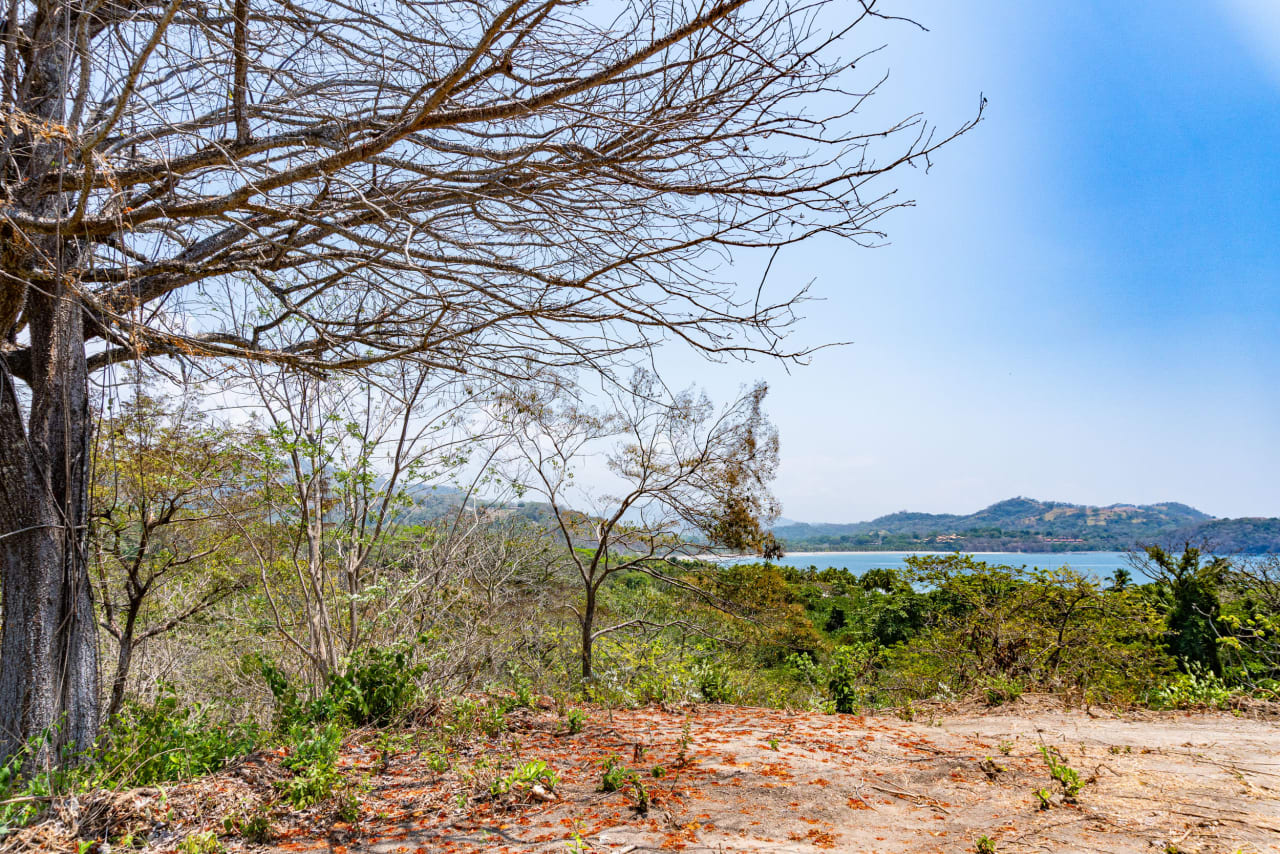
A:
<box><xmin>11</xmin><ymin>702</ymin><xmax>1280</xmax><ymax>853</ymax></box>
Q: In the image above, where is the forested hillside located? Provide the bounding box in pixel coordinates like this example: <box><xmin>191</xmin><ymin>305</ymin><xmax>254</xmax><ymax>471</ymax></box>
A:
<box><xmin>772</xmin><ymin>497</ymin><xmax>1280</xmax><ymax>552</ymax></box>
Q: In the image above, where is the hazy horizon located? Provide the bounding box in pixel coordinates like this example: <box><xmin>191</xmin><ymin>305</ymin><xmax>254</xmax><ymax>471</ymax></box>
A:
<box><xmin>776</xmin><ymin>496</ymin><xmax>1222</xmax><ymax>528</ymax></box>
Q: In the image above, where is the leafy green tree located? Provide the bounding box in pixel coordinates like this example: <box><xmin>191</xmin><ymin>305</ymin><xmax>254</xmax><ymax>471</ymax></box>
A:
<box><xmin>1217</xmin><ymin>555</ymin><xmax>1280</xmax><ymax>688</ymax></box>
<box><xmin>1136</xmin><ymin>545</ymin><xmax>1229</xmax><ymax>675</ymax></box>
<box><xmin>238</xmin><ymin>365</ymin><xmax>482</xmax><ymax>688</ymax></box>
<box><xmin>882</xmin><ymin>555</ymin><xmax>1171</xmax><ymax>703</ymax></box>
<box><xmin>92</xmin><ymin>385</ymin><xmax>262</xmax><ymax>718</ymax></box>
<box><xmin>1107</xmin><ymin>568</ymin><xmax>1132</xmax><ymax>591</ymax></box>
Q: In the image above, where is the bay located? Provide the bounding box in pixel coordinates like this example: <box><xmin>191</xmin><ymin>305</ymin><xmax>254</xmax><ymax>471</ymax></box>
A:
<box><xmin>716</xmin><ymin>550</ymin><xmax>1138</xmax><ymax>578</ymax></box>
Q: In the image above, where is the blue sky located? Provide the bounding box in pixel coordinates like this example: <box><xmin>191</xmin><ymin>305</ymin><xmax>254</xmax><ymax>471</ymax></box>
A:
<box><xmin>678</xmin><ymin>1</ymin><xmax>1280</xmax><ymax>523</ymax></box>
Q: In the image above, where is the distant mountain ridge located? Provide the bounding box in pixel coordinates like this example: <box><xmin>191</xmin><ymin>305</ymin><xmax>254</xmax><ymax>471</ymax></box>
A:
<box><xmin>774</xmin><ymin>497</ymin><xmax>1280</xmax><ymax>553</ymax></box>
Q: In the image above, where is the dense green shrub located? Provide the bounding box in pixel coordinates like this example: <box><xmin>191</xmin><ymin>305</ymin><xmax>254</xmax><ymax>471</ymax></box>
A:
<box><xmin>0</xmin><ymin>691</ymin><xmax>258</xmax><ymax>835</ymax></box>
<box><xmin>696</xmin><ymin>661</ymin><xmax>735</xmax><ymax>703</ymax></box>
<box><xmin>0</xmin><ymin>742</ymin><xmax>65</xmax><ymax>833</ymax></box>
<box><xmin>1146</xmin><ymin>665</ymin><xmax>1234</xmax><ymax>709</ymax></box>
<box><xmin>260</xmin><ymin>643</ymin><xmax>423</xmax><ymax>729</ymax></box>
<box><xmin>875</xmin><ymin>556</ymin><xmax>1173</xmax><ymax>704</ymax></box>
<box><xmin>99</xmin><ymin>688</ymin><xmax>259</xmax><ymax>786</ymax></box>
<box><xmin>327</xmin><ymin>646</ymin><xmax>422</xmax><ymax>725</ymax></box>
<box><xmin>1139</xmin><ymin>546</ymin><xmax>1229</xmax><ymax>675</ymax></box>
<box><xmin>278</xmin><ymin>722</ymin><xmax>344</xmax><ymax>807</ymax></box>
<box><xmin>828</xmin><ymin>642</ymin><xmax>879</xmax><ymax>713</ymax></box>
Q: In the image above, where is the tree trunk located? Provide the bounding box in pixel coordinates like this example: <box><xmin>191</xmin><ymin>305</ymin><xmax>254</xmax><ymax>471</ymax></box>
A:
<box><xmin>106</xmin><ymin>601</ymin><xmax>142</xmax><ymax>721</ymax></box>
<box><xmin>580</xmin><ymin>587</ymin><xmax>596</xmax><ymax>686</ymax></box>
<box><xmin>0</xmin><ymin>286</ymin><xmax>99</xmax><ymax>767</ymax></box>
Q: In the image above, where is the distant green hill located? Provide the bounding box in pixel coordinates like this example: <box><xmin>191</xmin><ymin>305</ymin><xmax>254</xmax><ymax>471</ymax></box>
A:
<box><xmin>773</xmin><ymin>497</ymin><xmax>1279</xmax><ymax>553</ymax></box>
<box><xmin>1166</xmin><ymin>517</ymin><xmax>1280</xmax><ymax>554</ymax></box>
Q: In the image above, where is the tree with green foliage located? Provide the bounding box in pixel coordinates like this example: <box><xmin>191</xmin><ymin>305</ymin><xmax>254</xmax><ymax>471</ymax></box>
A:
<box><xmin>91</xmin><ymin>384</ymin><xmax>264</xmax><ymax>718</ymax></box>
<box><xmin>237</xmin><ymin>364</ymin><xmax>489</xmax><ymax>689</ymax></box>
<box><xmin>878</xmin><ymin>555</ymin><xmax>1171</xmax><ymax>704</ymax></box>
<box><xmin>1135</xmin><ymin>545</ymin><xmax>1229</xmax><ymax>675</ymax></box>
<box><xmin>1217</xmin><ymin>555</ymin><xmax>1280</xmax><ymax>689</ymax></box>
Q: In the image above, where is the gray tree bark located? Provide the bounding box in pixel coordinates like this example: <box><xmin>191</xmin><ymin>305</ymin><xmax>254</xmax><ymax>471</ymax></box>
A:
<box><xmin>0</xmin><ymin>284</ymin><xmax>99</xmax><ymax>766</ymax></box>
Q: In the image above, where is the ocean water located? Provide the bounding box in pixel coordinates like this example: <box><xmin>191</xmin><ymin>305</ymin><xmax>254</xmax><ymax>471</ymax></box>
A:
<box><xmin>716</xmin><ymin>550</ymin><xmax>1139</xmax><ymax>579</ymax></box>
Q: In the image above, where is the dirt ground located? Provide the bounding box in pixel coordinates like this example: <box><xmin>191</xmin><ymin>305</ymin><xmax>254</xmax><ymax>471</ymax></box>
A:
<box><xmin>13</xmin><ymin>699</ymin><xmax>1280</xmax><ymax>853</ymax></box>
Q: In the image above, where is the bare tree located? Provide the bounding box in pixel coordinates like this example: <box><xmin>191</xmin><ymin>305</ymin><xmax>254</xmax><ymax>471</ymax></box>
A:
<box><xmin>499</xmin><ymin>371</ymin><xmax>781</xmax><ymax>684</ymax></box>
<box><xmin>234</xmin><ymin>363</ymin><xmax>484</xmax><ymax>689</ymax></box>
<box><xmin>0</xmin><ymin>0</ymin><xmax>977</xmax><ymax>761</ymax></box>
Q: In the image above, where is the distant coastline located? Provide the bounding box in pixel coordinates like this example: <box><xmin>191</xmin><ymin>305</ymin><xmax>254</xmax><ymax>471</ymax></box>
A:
<box><xmin>707</xmin><ymin>549</ymin><xmax>1142</xmax><ymax>579</ymax></box>
<box><xmin>771</xmin><ymin>497</ymin><xmax>1280</xmax><ymax>555</ymax></box>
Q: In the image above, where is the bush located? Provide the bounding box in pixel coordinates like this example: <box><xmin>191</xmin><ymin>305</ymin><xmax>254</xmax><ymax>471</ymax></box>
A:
<box><xmin>879</xmin><ymin>556</ymin><xmax>1173</xmax><ymax>704</ymax></box>
<box><xmin>829</xmin><ymin>642</ymin><xmax>878</xmax><ymax>713</ymax></box>
<box><xmin>327</xmin><ymin>646</ymin><xmax>422</xmax><ymax>726</ymax></box>
<box><xmin>0</xmin><ymin>691</ymin><xmax>258</xmax><ymax>834</ymax></box>
<box><xmin>490</xmin><ymin>759</ymin><xmax>558</xmax><ymax>800</ymax></box>
<box><xmin>0</xmin><ymin>743</ymin><xmax>62</xmax><ymax>833</ymax></box>
<box><xmin>1147</xmin><ymin>665</ymin><xmax>1234</xmax><ymax>710</ymax></box>
<box><xmin>260</xmin><ymin>643</ymin><xmax>423</xmax><ymax>730</ymax></box>
<box><xmin>590</xmin><ymin>636</ymin><xmax>698</xmax><ymax>706</ymax></box>
<box><xmin>99</xmin><ymin>688</ymin><xmax>259</xmax><ymax>787</ymax></box>
<box><xmin>277</xmin><ymin>722</ymin><xmax>344</xmax><ymax>808</ymax></box>
<box><xmin>981</xmin><ymin>675</ymin><xmax>1025</xmax><ymax>706</ymax></box>
<box><xmin>696</xmin><ymin>661</ymin><xmax>734</xmax><ymax>703</ymax></box>
<box><xmin>600</xmin><ymin>756</ymin><xmax>633</xmax><ymax>792</ymax></box>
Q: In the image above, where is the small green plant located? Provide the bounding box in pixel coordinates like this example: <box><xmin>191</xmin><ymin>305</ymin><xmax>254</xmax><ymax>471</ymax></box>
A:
<box><xmin>974</xmin><ymin>835</ymin><xmax>997</xmax><ymax>854</ymax></box>
<box><xmin>1039</xmin><ymin>745</ymin><xmax>1084</xmax><ymax>801</ymax></box>
<box><xmin>982</xmin><ymin>675</ymin><xmax>1025</xmax><ymax>706</ymax></box>
<box><xmin>1147</xmin><ymin>666</ymin><xmax>1233</xmax><ymax>710</ymax></box>
<box><xmin>480</xmin><ymin>704</ymin><xmax>507</xmax><ymax>737</ymax></box>
<box><xmin>223</xmin><ymin>806</ymin><xmax>272</xmax><ymax>844</ymax></box>
<box><xmin>336</xmin><ymin>789</ymin><xmax>361</xmax><ymax>823</ymax></box>
<box><xmin>631</xmin><ymin>776</ymin><xmax>650</xmax><ymax>813</ymax></box>
<box><xmin>563</xmin><ymin>821</ymin><xmax>590</xmax><ymax>853</ymax></box>
<box><xmin>829</xmin><ymin>643</ymin><xmax>876</xmax><ymax>713</ymax></box>
<box><xmin>676</xmin><ymin>716</ymin><xmax>693</xmax><ymax>766</ymax></box>
<box><xmin>696</xmin><ymin>661</ymin><xmax>733</xmax><ymax>703</ymax></box>
<box><xmin>600</xmin><ymin>756</ymin><xmax>632</xmax><ymax>793</ymax></box>
<box><xmin>565</xmin><ymin>707</ymin><xmax>586</xmax><ymax>734</ymax></box>
<box><xmin>651</xmin><ymin>765</ymin><xmax>666</xmax><ymax>778</ymax></box>
<box><xmin>426</xmin><ymin>750</ymin><xmax>450</xmax><ymax>773</ymax></box>
<box><xmin>177</xmin><ymin>830</ymin><xmax>223</xmax><ymax>854</ymax></box>
<box><xmin>334</xmin><ymin>775</ymin><xmax>370</xmax><ymax>823</ymax></box>
<box><xmin>997</xmin><ymin>741</ymin><xmax>1014</xmax><ymax>756</ymax></box>
<box><xmin>1035</xmin><ymin>788</ymin><xmax>1052</xmax><ymax>810</ymax></box>
<box><xmin>766</xmin><ymin>737</ymin><xmax>779</xmax><ymax>751</ymax></box>
<box><xmin>491</xmin><ymin>760</ymin><xmax>558</xmax><ymax>799</ymax></box>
